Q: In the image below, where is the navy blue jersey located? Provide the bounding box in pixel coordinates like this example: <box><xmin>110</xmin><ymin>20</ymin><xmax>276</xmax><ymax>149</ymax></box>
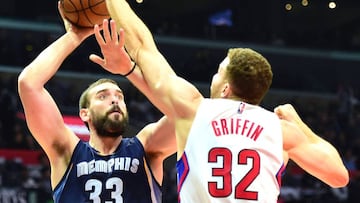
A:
<box><xmin>53</xmin><ymin>137</ymin><xmax>161</xmax><ymax>203</ymax></box>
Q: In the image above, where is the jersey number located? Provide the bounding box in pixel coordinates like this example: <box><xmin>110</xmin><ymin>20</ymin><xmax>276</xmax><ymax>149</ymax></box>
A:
<box><xmin>85</xmin><ymin>177</ymin><xmax>123</xmax><ymax>203</ymax></box>
<box><xmin>208</xmin><ymin>148</ymin><xmax>260</xmax><ymax>200</ymax></box>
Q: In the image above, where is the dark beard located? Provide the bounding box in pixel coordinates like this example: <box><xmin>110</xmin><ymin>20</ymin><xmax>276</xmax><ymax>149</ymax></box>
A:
<box><xmin>92</xmin><ymin>108</ymin><xmax>129</xmax><ymax>138</ymax></box>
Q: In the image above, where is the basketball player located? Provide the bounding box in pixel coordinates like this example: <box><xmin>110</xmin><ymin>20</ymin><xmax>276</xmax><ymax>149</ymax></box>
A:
<box><xmin>17</xmin><ymin>2</ymin><xmax>176</xmax><ymax>203</ymax></box>
<box><xmin>91</xmin><ymin>1</ymin><xmax>349</xmax><ymax>202</ymax></box>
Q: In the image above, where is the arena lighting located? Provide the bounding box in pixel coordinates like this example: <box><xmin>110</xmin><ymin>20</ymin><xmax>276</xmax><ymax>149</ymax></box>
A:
<box><xmin>285</xmin><ymin>3</ymin><xmax>292</xmax><ymax>11</ymax></box>
<box><xmin>329</xmin><ymin>1</ymin><xmax>336</xmax><ymax>9</ymax></box>
<box><xmin>301</xmin><ymin>0</ymin><xmax>309</xmax><ymax>7</ymax></box>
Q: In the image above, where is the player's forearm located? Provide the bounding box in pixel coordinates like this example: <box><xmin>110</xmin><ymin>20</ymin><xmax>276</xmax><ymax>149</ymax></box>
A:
<box><xmin>106</xmin><ymin>0</ymin><xmax>169</xmax><ymax>84</ymax></box>
<box><xmin>125</xmin><ymin>62</ymin><xmax>176</xmax><ymax>117</ymax></box>
<box><xmin>106</xmin><ymin>0</ymin><xmax>155</xmax><ymax>59</ymax></box>
<box><xmin>300</xmin><ymin>121</ymin><xmax>349</xmax><ymax>186</ymax></box>
<box><xmin>311</xmin><ymin>141</ymin><xmax>349</xmax><ymax>188</ymax></box>
<box><xmin>125</xmin><ymin>63</ymin><xmax>152</xmax><ymax>96</ymax></box>
<box><xmin>106</xmin><ymin>0</ymin><xmax>176</xmax><ymax>102</ymax></box>
<box><xmin>290</xmin><ymin>140</ymin><xmax>349</xmax><ymax>188</ymax></box>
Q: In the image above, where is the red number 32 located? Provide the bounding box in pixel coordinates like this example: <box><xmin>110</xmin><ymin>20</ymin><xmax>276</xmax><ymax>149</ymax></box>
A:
<box><xmin>208</xmin><ymin>148</ymin><xmax>260</xmax><ymax>200</ymax></box>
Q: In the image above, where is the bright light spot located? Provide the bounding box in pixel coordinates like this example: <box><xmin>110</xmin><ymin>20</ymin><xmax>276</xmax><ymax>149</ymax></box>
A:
<box><xmin>136</xmin><ymin>0</ymin><xmax>143</xmax><ymax>3</ymax></box>
<box><xmin>329</xmin><ymin>2</ymin><xmax>336</xmax><ymax>9</ymax></box>
<box><xmin>301</xmin><ymin>0</ymin><xmax>309</xmax><ymax>7</ymax></box>
<box><xmin>285</xmin><ymin>3</ymin><xmax>292</xmax><ymax>11</ymax></box>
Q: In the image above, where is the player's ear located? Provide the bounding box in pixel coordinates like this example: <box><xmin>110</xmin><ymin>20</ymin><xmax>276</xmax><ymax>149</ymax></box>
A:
<box><xmin>79</xmin><ymin>108</ymin><xmax>90</xmax><ymax>122</ymax></box>
<box><xmin>220</xmin><ymin>83</ymin><xmax>231</xmax><ymax>98</ymax></box>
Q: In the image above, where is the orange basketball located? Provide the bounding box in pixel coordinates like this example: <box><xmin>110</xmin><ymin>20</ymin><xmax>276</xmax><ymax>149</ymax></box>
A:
<box><xmin>60</xmin><ymin>0</ymin><xmax>110</xmax><ymax>28</ymax></box>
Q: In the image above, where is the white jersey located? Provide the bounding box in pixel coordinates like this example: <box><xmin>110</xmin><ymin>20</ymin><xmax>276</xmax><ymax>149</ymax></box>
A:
<box><xmin>177</xmin><ymin>98</ymin><xmax>284</xmax><ymax>203</ymax></box>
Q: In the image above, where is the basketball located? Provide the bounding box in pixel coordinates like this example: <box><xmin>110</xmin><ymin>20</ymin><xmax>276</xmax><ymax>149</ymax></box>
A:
<box><xmin>60</xmin><ymin>0</ymin><xmax>110</xmax><ymax>28</ymax></box>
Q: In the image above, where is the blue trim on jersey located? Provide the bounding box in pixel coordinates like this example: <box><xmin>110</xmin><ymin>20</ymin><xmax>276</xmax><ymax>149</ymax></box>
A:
<box><xmin>52</xmin><ymin>137</ymin><xmax>161</xmax><ymax>203</ymax></box>
<box><xmin>176</xmin><ymin>152</ymin><xmax>189</xmax><ymax>203</ymax></box>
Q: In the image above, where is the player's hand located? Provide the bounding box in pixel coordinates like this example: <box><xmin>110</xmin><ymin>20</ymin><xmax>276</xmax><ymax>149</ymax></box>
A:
<box><xmin>57</xmin><ymin>1</ymin><xmax>94</xmax><ymax>41</ymax></box>
<box><xmin>274</xmin><ymin>104</ymin><xmax>303</xmax><ymax>125</ymax></box>
<box><xmin>90</xmin><ymin>19</ymin><xmax>133</xmax><ymax>75</ymax></box>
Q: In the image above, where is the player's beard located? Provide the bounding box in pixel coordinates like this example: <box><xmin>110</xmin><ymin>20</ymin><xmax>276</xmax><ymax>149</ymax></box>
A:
<box><xmin>91</xmin><ymin>106</ymin><xmax>129</xmax><ymax>138</ymax></box>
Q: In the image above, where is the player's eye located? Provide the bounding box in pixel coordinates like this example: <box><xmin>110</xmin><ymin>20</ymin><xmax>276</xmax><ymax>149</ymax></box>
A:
<box><xmin>115</xmin><ymin>94</ymin><xmax>123</xmax><ymax>100</ymax></box>
<box><xmin>98</xmin><ymin>94</ymin><xmax>106</xmax><ymax>100</ymax></box>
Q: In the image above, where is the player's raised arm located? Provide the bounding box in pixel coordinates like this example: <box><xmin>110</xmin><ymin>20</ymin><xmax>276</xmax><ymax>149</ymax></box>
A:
<box><xmin>102</xmin><ymin>0</ymin><xmax>203</xmax><ymax>119</ymax></box>
<box><xmin>276</xmin><ymin>104</ymin><xmax>349</xmax><ymax>188</ymax></box>
<box><xmin>17</xmin><ymin>1</ymin><xmax>94</xmax><ymax>188</ymax></box>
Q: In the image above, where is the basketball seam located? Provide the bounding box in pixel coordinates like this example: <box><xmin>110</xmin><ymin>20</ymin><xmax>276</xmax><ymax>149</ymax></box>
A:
<box><xmin>82</xmin><ymin>0</ymin><xmax>108</xmax><ymax>26</ymax></box>
<box><xmin>61</xmin><ymin>0</ymin><xmax>109</xmax><ymax>27</ymax></box>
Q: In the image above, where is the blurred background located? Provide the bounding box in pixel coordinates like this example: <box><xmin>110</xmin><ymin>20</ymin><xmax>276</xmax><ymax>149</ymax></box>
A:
<box><xmin>0</xmin><ymin>0</ymin><xmax>360</xmax><ymax>202</ymax></box>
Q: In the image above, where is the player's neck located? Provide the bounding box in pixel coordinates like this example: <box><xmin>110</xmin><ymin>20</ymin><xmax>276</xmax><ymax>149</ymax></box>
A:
<box><xmin>89</xmin><ymin>135</ymin><xmax>123</xmax><ymax>155</ymax></box>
